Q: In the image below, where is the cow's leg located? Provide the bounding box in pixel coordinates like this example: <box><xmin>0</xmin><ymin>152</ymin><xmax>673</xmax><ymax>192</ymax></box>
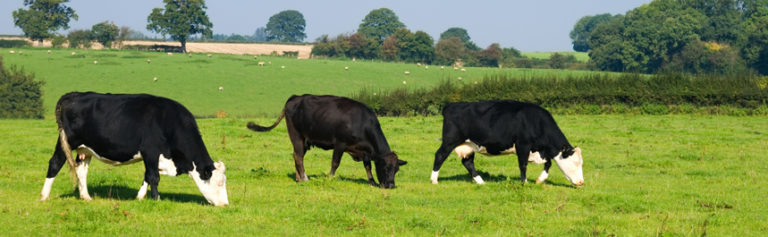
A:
<box><xmin>363</xmin><ymin>160</ymin><xmax>378</xmax><ymax>186</ymax></box>
<box><xmin>536</xmin><ymin>159</ymin><xmax>552</xmax><ymax>184</ymax></box>
<box><xmin>75</xmin><ymin>155</ymin><xmax>93</xmax><ymax>201</ymax></box>
<box><xmin>515</xmin><ymin>144</ymin><xmax>532</xmax><ymax>184</ymax></box>
<box><xmin>140</xmin><ymin>150</ymin><xmax>161</xmax><ymax>200</ymax></box>
<box><xmin>461</xmin><ymin>153</ymin><xmax>484</xmax><ymax>184</ymax></box>
<box><xmin>41</xmin><ymin>140</ymin><xmax>67</xmax><ymax>201</ymax></box>
<box><xmin>329</xmin><ymin>145</ymin><xmax>345</xmax><ymax>176</ymax></box>
<box><xmin>292</xmin><ymin>145</ymin><xmax>309</xmax><ymax>182</ymax></box>
<box><xmin>431</xmin><ymin>140</ymin><xmax>461</xmax><ymax>184</ymax></box>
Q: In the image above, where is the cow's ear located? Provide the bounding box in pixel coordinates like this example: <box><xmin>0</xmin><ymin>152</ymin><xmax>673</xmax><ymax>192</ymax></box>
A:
<box><xmin>398</xmin><ymin>160</ymin><xmax>408</xmax><ymax>166</ymax></box>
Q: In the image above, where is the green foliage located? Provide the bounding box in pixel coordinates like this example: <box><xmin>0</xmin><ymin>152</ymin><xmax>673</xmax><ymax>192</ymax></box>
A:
<box><xmin>265</xmin><ymin>10</ymin><xmax>307</xmax><ymax>43</ymax></box>
<box><xmin>0</xmin><ymin>39</ymin><xmax>30</xmax><ymax>48</ymax></box>
<box><xmin>548</xmin><ymin>52</ymin><xmax>577</xmax><ymax>69</ymax></box>
<box><xmin>391</xmin><ymin>29</ymin><xmax>434</xmax><ymax>63</ymax></box>
<box><xmin>0</xmin><ymin>56</ymin><xmax>44</xmax><ymax>119</ymax></box>
<box><xmin>50</xmin><ymin>34</ymin><xmax>66</xmax><ymax>48</ymax></box>
<box><xmin>433</xmin><ymin>37</ymin><xmax>466</xmax><ymax>65</ymax></box>
<box><xmin>348</xmin><ymin>33</ymin><xmax>380</xmax><ymax>59</ymax></box>
<box><xmin>477</xmin><ymin>43</ymin><xmax>502</xmax><ymax>67</ymax></box>
<box><xmin>12</xmin><ymin>0</ymin><xmax>78</xmax><ymax>43</ymax></box>
<box><xmin>146</xmin><ymin>0</ymin><xmax>213</xmax><ymax>53</ymax></box>
<box><xmin>439</xmin><ymin>27</ymin><xmax>479</xmax><ymax>50</ymax></box>
<box><xmin>357</xmin><ymin>8</ymin><xmax>405</xmax><ymax>43</ymax></box>
<box><xmin>91</xmin><ymin>21</ymin><xmax>119</xmax><ymax>48</ymax></box>
<box><xmin>569</xmin><ymin>13</ymin><xmax>621</xmax><ymax>52</ymax></box>
<box><xmin>353</xmin><ymin>73</ymin><xmax>768</xmax><ymax>116</ymax></box>
<box><xmin>67</xmin><ymin>29</ymin><xmax>92</xmax><ymax>49</ymax></box>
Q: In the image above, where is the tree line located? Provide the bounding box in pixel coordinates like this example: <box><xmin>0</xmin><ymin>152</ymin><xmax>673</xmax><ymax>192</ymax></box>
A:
<box><xmin>571</xmin><ymin>0</ymin><xmax>768</xmax><ymax>75</ymax></box>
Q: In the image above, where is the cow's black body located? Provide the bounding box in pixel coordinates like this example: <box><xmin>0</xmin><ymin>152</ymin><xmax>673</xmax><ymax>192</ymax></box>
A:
<box><xmin>46</xmin><ymin>92</ymin><xmax>217</xmax><ymax>199</ymax></box>
<box><xmin>248</xmin><ymin>94</ymin><xmax>405</xmax><ymax>188</ymax></box>
<box><xmin>434</xmin><ymin>100</ymin><xmax>576</xmax><ymax>183</ymax></box>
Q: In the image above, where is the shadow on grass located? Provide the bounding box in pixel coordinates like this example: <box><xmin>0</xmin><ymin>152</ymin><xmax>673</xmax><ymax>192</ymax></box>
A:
<box><xmin>58</xmin><ymin>184</ymin><xmax>209</xmax><ymax>205</ymax></box>
<box><xmin>285</xmin><ymin>172</ymin><xmax>376</xmax><ymax>186</ymax></box>
<box><xmin>438</xmin><ymin>171</ymin><xmax>578</xmax><ymax>188</ymax></box>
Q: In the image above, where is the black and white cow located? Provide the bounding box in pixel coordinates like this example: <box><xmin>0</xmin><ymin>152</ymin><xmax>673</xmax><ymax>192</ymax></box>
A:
<box><xmin>247</xmin><ymin>94</ymin><xmax>407</xmax><ymax>188</ymax></box>
<box><xmin>431</xmin><ymin>100</ymin><xmax>584</xmax><ymax>186</ymax></box>
<box><xmin>40</xmin><ymin>92</ymin><xmax>228</xmax><ymax>206</ymax></box>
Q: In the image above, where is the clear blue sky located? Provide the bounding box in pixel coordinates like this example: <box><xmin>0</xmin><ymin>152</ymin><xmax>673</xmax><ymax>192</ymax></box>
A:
<box><xmin>0</xmin><ymin>0</ymin><xmax>651</xmax><ymax>51</ymax></box>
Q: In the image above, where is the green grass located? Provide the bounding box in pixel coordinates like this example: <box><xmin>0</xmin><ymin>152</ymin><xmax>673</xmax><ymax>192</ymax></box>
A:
<box><xmin>1</xmin><ymin>115</ymin><xmax>766</xmax><ymax>235</ymax></box>
<box><xmin>2</xmin><ymin>47</ymin><xmax>604</xmax><ymax>117</ymax></box>
<box><xmin>522</xmin><ymin>51</ymin><xmax>590</xmax><ymax>62</ymax></box>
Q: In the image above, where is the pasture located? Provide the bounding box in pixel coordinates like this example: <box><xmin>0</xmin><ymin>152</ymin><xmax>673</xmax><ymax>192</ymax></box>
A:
<box><xmin>1</xmin><ymin>47</ymin><xmax>605</xmax><ymax>117</ymax></box>
<box><xmin>0</xmin><ymin>115</ymin><xmax>766</xmax><ymax>235</ymax></box>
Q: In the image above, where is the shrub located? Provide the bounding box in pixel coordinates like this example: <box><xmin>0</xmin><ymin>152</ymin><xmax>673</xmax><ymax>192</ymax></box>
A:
<box><xmin>0</xmin><ymin>56</ymin><xmax>44</xmax><ymax>119</ymax></box>
<box><xmin>68</xmin><ymin>29</ymin><xmax>93</xmax><ymax>49</ymax></box>
<box><xmin>51</xmin><ymin>35</ymin><xmax>67</xmax><ymax>48</ymax></box>
<box><xmin>352</xmin><ymin>72</ymin><xmax>768</xmax><ymax>116</ymax></box>
<box><xmin>0</xmin><ymin>39</ymin><xmax>30</xmax><ymax>48</ymax></box>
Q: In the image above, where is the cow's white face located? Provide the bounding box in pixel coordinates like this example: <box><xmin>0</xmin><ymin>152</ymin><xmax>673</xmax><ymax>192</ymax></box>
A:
<box><xmin>553</xmin><ymin>147</ymin><xmax>584</xmax><ymax>186</ymax></box>
<box><xmin>190</xmin><ymin>161</ymin><xmax>229</xmax><ymax>206</ymax></box>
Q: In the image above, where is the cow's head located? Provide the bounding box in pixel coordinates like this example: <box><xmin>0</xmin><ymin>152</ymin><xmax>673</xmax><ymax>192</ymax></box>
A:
<box><xmin>376</xmin><ymin>152</ymin><xmax>407</xmax><ymax>189</ymax></box>
<box><xmin>553</xmin><ymin>147</ymin><xmax>584</xmax><ymax>186</ymax></box>
<box><xmin>190</xmin><ymin>161</ymin><xmax>229</xmax><ymax>206</ymax></box>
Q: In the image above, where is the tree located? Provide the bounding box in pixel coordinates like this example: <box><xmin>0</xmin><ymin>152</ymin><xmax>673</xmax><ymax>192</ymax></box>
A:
<box><xmin>741</xmin><ymin>4</ymin><xmax>768</xmax><ymax>74</ymax></box>
<box><xmin>67</xmin><ymin>29</ymin><xmax>92</xmax><ymax>49</ymax></box>
<box><xmin>434</xmin><ymin>37</ymin><xmax>467</xmax><ymax>65</ymax></box>
<box><xmin>147</xmin><ymin>0</ymin><xmax>213</xmax><ymax>53</ymax></box>
<box><xmin>12</xmin><ymin>0</ymin><xmax>78</xmax><ymax>44</ymax></box>
<box><xmin>440</xmin><ymin>27</ymin><xmax>479</xmax><ymax>51</ymax></box>
<box><xmin>380</xmin><ymin>35</ymin><xmax>399</xmax><ymax>61</ymax></box>
<box><xmin>251</xmin><ymin>27</ymin><xmax>268</xmax><ymax>42</ymax></box>
<box><xmin>358</xmin><ymin>8</ymin><xmax>405</xmax><ymax>43</ymax></box>
<box><xmin>0</xmin><ymin>56</ymin><xmax>44</xmax><ymax>119</ymax></box>
<box><xmin>115</xmin><ymin>26</ymin><xmax>131</xmax><ymax>48</ymax></box>
<box><xmin>265</xmin><ymin>10</ymin><xmax>306</xmax><ymax>42</ymax></box>
<box><xmin>478</xmin><ymin>43</ymin><xmax>503</xmax><ymax>67</ymax></box>
<box><xmin>569</xmin><ymin>13</ymin><xmax>621</xmax><ymax>52</ymax></box>
<box><xmin>348</xmin><ymin>33</ymin><xmax>380</xmax><ymax>59</ymax></box>
<box><xmin>91</xmin><ymin>21</ymin><xmax>119</xmax><ymax>48</ymax></box>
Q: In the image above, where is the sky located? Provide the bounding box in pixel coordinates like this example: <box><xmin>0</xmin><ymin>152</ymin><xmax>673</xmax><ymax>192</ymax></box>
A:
<box><xmin>0</xmin><ymin>0</ymin><xmax>652</xmax><ymax>52</ymax></box>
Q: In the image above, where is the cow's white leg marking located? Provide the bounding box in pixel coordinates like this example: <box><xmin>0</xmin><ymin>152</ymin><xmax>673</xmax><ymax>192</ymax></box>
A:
<box><xmin>473</xmin><ymin>175</ymin><xmax>485</xmax><ymax>184</ymax></box>
<box><xmin>136</xmin><ymin>181</ymin><xmax>149</xmax><ymax>200</ymax></box>
<box><xmin>158</xmin><ymin>154</ymin><xmax>178</xmax><ymax>176</ymax></box>
<box><xmin>75</xmin><ymin>157</ymin><xmax>92</xmax><ymax>201</ymax></box>
<box><xmin>40</xmin><ymin>178</ymin><xmax>55</xmax><ymax>201</ymax></box>
<box><xmin>536</xmin><ymin>170</ymin><xmax>549</xmax><ymax>184</ymax></box>
<box><xmin>430</xmin><ymin>170</ymin><xmax>440</xmax><ymax>184</ymax></box>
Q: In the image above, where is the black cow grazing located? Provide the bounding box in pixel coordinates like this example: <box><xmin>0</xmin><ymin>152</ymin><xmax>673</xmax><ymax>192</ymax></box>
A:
<box><xmin>40</xmin><ymin>92</ymin><xmax>228</xmax><ymax>206</ymax></box>
<box><xmin>247</xmin><ymin>94</ymin><xmax>407</xmax><ymax>188</ymax></box>
<box><xmin>431</xmin><ymin>100</ymin><xmax>584</xmax><ymax>186</ymax></box>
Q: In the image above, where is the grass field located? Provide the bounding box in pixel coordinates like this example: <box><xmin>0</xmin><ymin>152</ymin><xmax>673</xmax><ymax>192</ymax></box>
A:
<box><xmin>1</xmin><ymin>47</ymin><xmax>605</xmax><ymax>117</ymax></box>
<box><xmin>1</xmin><ymin>115</ymin><xmax>766</xmax><ymax>235</ymax></box>
<box><xmin>522</xmin><ymin>51</ymin><xmax>590</xmax><ymax>62</ymax></box>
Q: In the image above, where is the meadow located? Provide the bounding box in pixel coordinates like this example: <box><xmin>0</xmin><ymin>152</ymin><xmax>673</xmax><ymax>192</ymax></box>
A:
<box><xmin>1</xmin><ymin>47</ymin><xmax>605</xmax><ymax>117</ymax></box>
<box><xmin>0</xmin><ymin>115</ymin><xmax>766</xmax><ymax>235</ymax></box>
<box><xmin>0</xmin><ymin>47</ymin><xmax>766</xmax><ymax>235</ymax></box>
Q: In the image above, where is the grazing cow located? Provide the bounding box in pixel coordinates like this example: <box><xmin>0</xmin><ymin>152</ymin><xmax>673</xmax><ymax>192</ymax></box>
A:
<box><xmin>40</xmin><ymin>92</ymin><xmax>229</xmax><ymax>206</ymax></box>
<box><xmin>247</xmin><ymin>94</ymin><xmax>407</xmax><ymax>188</ymax></box>
<box><xmin>431</xmin><ymin>100</ymin><xmax>584</xmax><ymax>186</ymax></box>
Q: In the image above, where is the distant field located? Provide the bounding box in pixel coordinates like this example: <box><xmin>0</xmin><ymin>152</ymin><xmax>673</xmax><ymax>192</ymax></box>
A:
<box><xmin>0</xmin><ymin>115</ymin><xmax>765</xmax><ymax>235</ymax></box>
<box><xmin>522</xmin><ymin>51</ymin><xmax>590</xmax><ymax>62</ymax></box>
<box><xmin>1</xmin><ymin>47</ymin><xmax>606</xmax><ymax>117</ymax></box>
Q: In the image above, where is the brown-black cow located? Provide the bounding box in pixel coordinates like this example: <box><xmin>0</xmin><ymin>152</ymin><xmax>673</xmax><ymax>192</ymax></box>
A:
<box><xmin>247</xmin><ymin>94</ymin><xmax>407</xmax><ymax>188</ymax></box>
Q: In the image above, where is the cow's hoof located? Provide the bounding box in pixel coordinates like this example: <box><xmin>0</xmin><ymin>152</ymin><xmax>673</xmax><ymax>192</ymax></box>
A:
<box><xmin>535</xmin><ymin>179</ymin><xmax>545</xmax><ymax>184</ymax></box>
<box><xmin>81</xmin><ymin>196</ymin><xmax>93</xmax><ymax>201</ymax></box>
<box><xmin>473</xmin><ymin>175</ymin><xmax>485</xmax><ymax>184</ymax></box>
<box><xmin>430</xmin><ymin>179</ymin><xmax>438</xmax><ymax>184</ymax></box>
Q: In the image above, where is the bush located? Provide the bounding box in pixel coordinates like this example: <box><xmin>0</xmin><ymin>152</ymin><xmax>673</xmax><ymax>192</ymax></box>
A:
<box><xmin>0</xmin><ymin>56</ymin><xmax>44</xmax><ymax>119</ymax></box>
<box><xmin>0</xmin><ymin>39</ymin><xmax>30</xmax><ymax>48</ymax></box>
<box><xmin>51</xmin><ymin>35</ymin><xmax>67</xmax><ymax>48</ymax></box>
<box><xmin>68</xmin><ymin>30</ymin><xmax>93</xmax><ymax>49</ymax></box>
<box><xmin>352</xmin><ymin>72</ymin><xmax>768</xmax><ymax>116</ymax></box>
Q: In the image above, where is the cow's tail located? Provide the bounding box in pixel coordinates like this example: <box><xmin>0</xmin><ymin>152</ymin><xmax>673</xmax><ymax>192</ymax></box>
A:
<box><xmin>55</xmin><ymin>102</ymin><xmax>78</xmax><ymax>187</ymax></box>
<box><xmin>247</xmin><ymin>107</ymin><xmax>285</xmax><ymax>132</ymax></box>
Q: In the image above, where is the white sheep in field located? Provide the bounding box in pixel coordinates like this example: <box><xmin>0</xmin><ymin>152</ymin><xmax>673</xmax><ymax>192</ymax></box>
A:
<box><xmin>281</xmin><ymin>65</ymin><xmax>285</xmax><ymax>69</ymax></box>
<box><xmin>344</xmin><ymin>66</ymin><xmax>349</xmax><ymax>70</ymax></box>
<box><xmin>425</xmin><ymin>66</ymin><xmax>429</xmax><ymax>70</ymax></box>
<box><xmin>93</xmin><ymin>60</ymin><xmax>98</xmax><ymax>65</ymax></box>
<box><xmin>71</xmin><ymin>52</ymin><xmax>76</xmax><ymax>56</ymax></box>
<box><xmin>9</xmin><ymin>50</ymin><xmax>14</xmax><ymax>54</ymax></box>
<box><xmin>417</xmin><ymin>63</ymin><xmax>422</xmax><ymax>66</ymax></box>
<box><xmin>218</xmin><ymin>86</ymin><xmax>223</xmax><ymax>91</ymax></box>
<box><xmin>461</xmin><ymin>68</ymin><xmax>467</xmax><ymax>72</ymax></box>
<box><xmin>457</xmin><ymin>77</ymin><xmax>463</xmax><ymax>81</ymax></box>
<box><xmin>153</xmin><ymin>77</ymin><xmax>158</xmax><ymax>82</ymax></box>
<box><xmin>404</xmin><ymin>71</ymin><xmax>410</xmax><ymax>75</ymax></box>
<box><xmin>440</xmin><ymin>66</ymin><xmax>445</xmax><ymax>70</ymax></box>
<box><xmin>453</xmin><ymin>66</ymin><xmax>458</xmax><ymax>70</ymax></box>
<box><xmin>47</xmin><ymin>50</ymin><xmax>51</xmax><ymax>54</ymax></box>
<box><xmin>402</xmin><ymin>81</ymin><xmax>407</xmax><ymax>84</ymax></box>
<box><xmin>207</xmin><ymin>54</ymin><xmax>212</xmax><ymax>58</ymax></box>
<box><xmin>167</xmin><ymin>52</ymin><xmax>173</xmax><ymax>56</ymax></box>
<box><xmin>146</xmin><ymin>58</ymin><xmax>151</xmax><ymax>64</ymax></box>
<box><xmin>258</xmin><ymin>61</ymin><xmax>265</xmax><ymax>66</ymax></box>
